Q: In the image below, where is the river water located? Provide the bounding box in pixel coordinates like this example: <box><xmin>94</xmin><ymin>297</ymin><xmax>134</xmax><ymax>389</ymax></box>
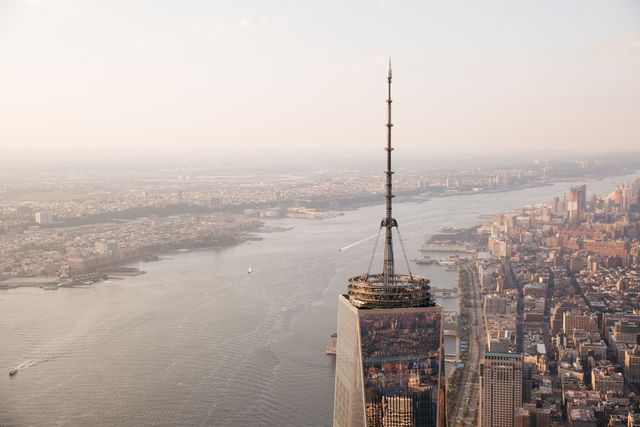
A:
<box><xmin>0</xmin><ymin>173</ymin><xmax>636</xmax><ymax>426</ymax></box>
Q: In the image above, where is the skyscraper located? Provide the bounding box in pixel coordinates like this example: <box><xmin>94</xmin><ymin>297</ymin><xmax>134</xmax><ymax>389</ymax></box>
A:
<box><xmin>564</xmin><ymin>184</ymin><xmax>587</xmax><ymax>225</ymax></box>
<box><xmin>333</xmin><ymin>63</ymin><xmax>445</xmax><ymax>427</ymax></box>
<box><xmin>34</xmin><ymin>211</ymin><xmax>53</xmax><ymax>225</ymax></box>
<box><xmin>478</xmin><ymin>352</ymin><xmax>523</xmax><ymax>427</ymax></box>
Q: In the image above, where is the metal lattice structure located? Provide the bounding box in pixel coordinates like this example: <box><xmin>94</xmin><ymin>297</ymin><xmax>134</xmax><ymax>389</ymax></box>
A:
<box><xmin>347</xmin><ymin>273</ymin><xmax>435</xmax><ymax>309</ymax></box>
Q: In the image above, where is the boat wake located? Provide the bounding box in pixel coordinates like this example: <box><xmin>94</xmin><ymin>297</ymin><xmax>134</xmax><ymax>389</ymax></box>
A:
<box><xmin>13</xmin><ymin>356</ymin><xmax>50</xmax><ymax>371</ymax></box>
<box><xmin>338</xmin><ymin>232</ymin><xmax>379</xmax><ymax>252</ymax></box>
<box><xmin>9</xmin><ymin>310</ymin><xmax>127</xmax><ymax>374</ymax></box>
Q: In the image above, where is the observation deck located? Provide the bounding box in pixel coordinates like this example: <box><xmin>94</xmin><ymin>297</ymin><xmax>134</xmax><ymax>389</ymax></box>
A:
<box><xmin>347</xmin><ymin>273</ymin><xmax>435</xmax><ymax>309</ymax></box>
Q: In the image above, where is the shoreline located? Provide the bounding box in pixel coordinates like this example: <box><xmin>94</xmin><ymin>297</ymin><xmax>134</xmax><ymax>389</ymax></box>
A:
<box><xmin>21</xmin><ymin>170</ymin><xmax>639</xmax><ymax>230</ymax></box>
<box><xmin>3</xmin><ymin>169</ymin><xmax>638</xmax><ymax>293</ymax></box>
<box><xmin>0</xmin><ymin>232</ymin><xmax>261</xmax><ymax>291</ymax></box>
<box><xmin>327</xmin><ymin>169</ymin><xmax>638</xmax><ymax>213</ymax></box>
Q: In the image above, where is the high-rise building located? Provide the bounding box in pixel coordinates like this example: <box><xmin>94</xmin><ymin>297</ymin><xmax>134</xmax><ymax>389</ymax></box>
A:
<box><xmin>621</xmin><ymin>180</ymin><xmax>640</xmax><ymax>212</ymax></box>
<box><xmin>95</xmin><ymin>240</ymin><xmax>118</xmax><ymax>264</ymax></box>
<box><xmin>34</xmin><ymin>211</ymin><xmax>53</xmax><ymax>225</ymax></box>
<box><xmin>591</xmin><ymin>364</ymin><xmax>624</xmax><ymax>396</ymax></box>
<box><xmin>577</xmin><ymin>184</ymin><xmax>587</xmax><ymax>212</ymax></box>
<box><xmin>562</xmin><ymin>310</ymin><xmax>598</xmax><ymax>335</ymax></box>
<box><xmin>333</xmin><ymin>63</ymin><xmax>445</xmax><ymax>427</ymax></box>
<box><xmin>624</xmin><ymin>346</ymin><xmax>640</xmax><ymax>386</ymax></box>
<box><xmin>514</xmin><ymin>407</ymin><xmax>529</xmax><ymax>427</ymax></box>
<box><xmin>478</xmin><ymin>352</ymin><xmax>523</xmax><ymax>427</ymax></box>
<box><xmin>564</xmin><ymin>184</ymin><xmax>586</xmax><ymax>225</ymax></box>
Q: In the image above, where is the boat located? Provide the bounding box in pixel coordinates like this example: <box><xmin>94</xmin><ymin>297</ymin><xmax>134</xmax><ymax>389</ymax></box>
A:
<box><xmin>420</xmin><ymin>243</ymin><xmax>476</xmax><ymax>253</ymax></box>
<box><xmin>9</xmin><ymin>368</ymin><xmax>17</xmax><ymax>376</ymax></box>
<box><xmin>410</xmin><ymin>256</ymin><xmax>438</xmax><ymax>265</ymax></box>
<box><xmin>326</xmin><ymin>333</ymin><xmax>337</xmax><ymax>355</ymax></box>
<box><xmin>248</xmin><ymin>267</ymin><xmax>252</xmax><ymax>274</ymax></box>
<box><xmin>438</xmin><ymin>293</ymin><xmax>456</xmax><ymax>298</ymax></box>
<box><xmin>439</xmin><ymin>227</ymin><xmax>462</xmax><ymax>233</ymax></box>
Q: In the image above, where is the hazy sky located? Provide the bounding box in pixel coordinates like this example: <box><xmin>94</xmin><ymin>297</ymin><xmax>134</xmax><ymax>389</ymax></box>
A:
<box><xmin>0</xmin><ymin>0</ymin><xmax>639</xmax><ymax>161</ymax></box>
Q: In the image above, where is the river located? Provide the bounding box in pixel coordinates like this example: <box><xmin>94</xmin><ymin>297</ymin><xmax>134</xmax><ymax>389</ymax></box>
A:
<box><xmin>0</xmin><ymin>173</ymin><xmax>636</xmax><ymax>426</ymax></box>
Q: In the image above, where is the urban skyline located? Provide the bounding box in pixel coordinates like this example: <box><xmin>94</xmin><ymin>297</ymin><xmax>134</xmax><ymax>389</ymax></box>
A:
<box><xmin>2</xmin><ymin>2</ymin><xmax>640</xmax><ymax>426</ymax></box>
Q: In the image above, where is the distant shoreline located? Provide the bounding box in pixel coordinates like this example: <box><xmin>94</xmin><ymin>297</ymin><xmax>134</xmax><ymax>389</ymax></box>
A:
<box><xmin>3</xmin><ymin>170</ymin><xmax>637</xmax><ymax>292</ymax></box>
<box><xmin>0</xmin><ymin>233</ymin><xmax>260</xmax><ymax>291</ymax></box>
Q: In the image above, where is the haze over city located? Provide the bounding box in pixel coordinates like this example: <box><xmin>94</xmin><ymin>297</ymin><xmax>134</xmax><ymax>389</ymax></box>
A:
<box><xmin>1</xmin><ymin>0</ymin><xmax>639</xmax><ymax>166</ymax></box>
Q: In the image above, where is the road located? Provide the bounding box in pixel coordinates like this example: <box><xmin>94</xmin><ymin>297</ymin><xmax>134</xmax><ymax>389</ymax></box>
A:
<box><xmin>450</xmin><ymin>263</ymin><xmax>485</xmax><ymax>426</ymax></box>
<box><xmin>503</xmin><ymin>260</ymin><xmax>524</xmax><ymax>353</ymax></box>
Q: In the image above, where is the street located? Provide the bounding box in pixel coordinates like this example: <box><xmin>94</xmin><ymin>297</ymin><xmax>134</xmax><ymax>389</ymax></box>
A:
<box><xmin>450</xmin><ymin>263</ymin><xmax>485</xmax><ymax>426</ymax></box>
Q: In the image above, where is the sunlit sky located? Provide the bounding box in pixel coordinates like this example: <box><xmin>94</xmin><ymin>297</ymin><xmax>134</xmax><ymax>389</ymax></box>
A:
<box><xmin>0</xmin><ymin>0</ymin><xmax>639</xmax><ymax>162</ymax></box>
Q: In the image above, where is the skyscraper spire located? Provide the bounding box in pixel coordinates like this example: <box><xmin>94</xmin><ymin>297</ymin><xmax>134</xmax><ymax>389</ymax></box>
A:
<box><xmin>382</xmin><ymin>58</ymin><xmax>397</xmax><ymax>283</ymax></box>
<box><xmin>334</xmin><ymin>67</ymin><xmax>443</xmax><ymax>424</ymax></box>
<box><xmin>343</xmin><ymin>62</ymin><xmax>434</xmax><ymax>310</ymax></box>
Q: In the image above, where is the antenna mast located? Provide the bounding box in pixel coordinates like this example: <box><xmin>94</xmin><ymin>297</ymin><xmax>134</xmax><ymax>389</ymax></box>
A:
<box><xmin>382</xmin><ymin>60</ymin><xmax>397</xmax><ymax>283</ymax></box>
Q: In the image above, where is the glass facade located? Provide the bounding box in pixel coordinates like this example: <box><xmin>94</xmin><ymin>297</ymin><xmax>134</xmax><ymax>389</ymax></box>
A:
<box><xmin>360</xmin><ymin>306</ymin><xmax>443</xmax><ymax>427</ymax></box>
<box><xmin>334</xmin><ymin>297</ymin><xmax>444</xmax><ymax>427</ymax></box>
<box><xmin>334</xmin><ymin>296</ymin><xmax>365</xmax><ymax>427</ymax></box>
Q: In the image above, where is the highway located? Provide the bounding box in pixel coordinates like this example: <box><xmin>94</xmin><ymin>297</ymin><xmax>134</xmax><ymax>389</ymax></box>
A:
<box><xmin>450</xmin><ymin>263</ymin><xmax>486</xmax><ymax>426</ymax></box>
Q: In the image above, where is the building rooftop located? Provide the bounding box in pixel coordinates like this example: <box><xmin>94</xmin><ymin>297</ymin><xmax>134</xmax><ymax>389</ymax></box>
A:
<box><xmin>485</xmin><ymin>351</ymin><xmax>523</xmax><ymax>359</ymax></box>
<box><xmin>346</xmin><ymin>273</ymin><xmax>435</xmax><ymax>309</ymax></box>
